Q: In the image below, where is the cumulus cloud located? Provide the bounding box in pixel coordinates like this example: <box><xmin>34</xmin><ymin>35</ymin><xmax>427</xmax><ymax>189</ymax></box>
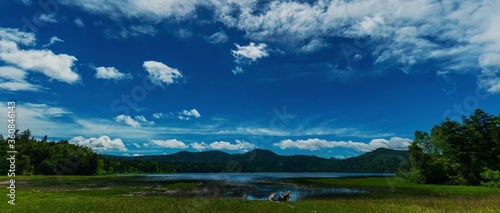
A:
<box><xmin>188</xmin><ymin>140</ymin><xmax>256</xmax><ymax>152</ymax></box>
<box><xmin>94</xmin><ymin>66</ymin><xmax>131</xmax><ymax>80</ymax></box>
<box><xmin>114</xmin><ymin>115</ymin><xmax>154</xmax><ymax>127</ymax></box>
<box><xmin>114</xmin><ymin>115</ymin><xmax>140</xmax><ymax>127</ymax></box>
<box><xmin>209</xmin><ymin>140</ymin><xmax>256</xmax><ymax>151</ymax></box>
<box><xmin>178</xmin><ymin>109</ymin><xmax>201</xmax><ymax>120</ymax></box>
<box><xmin>134</xmin><ymin>115</ymin><xmax>154</xmax><ymax>124</ymax></box>
<box><xmin>150</xmin><ymin>139</ymin><xmax>189</xmax><ymax>149</ymax></box>
<box><xmin>143</xmin><ymin>60</ymin><xmax>183</xmax><ymax>87</ymax></box>
<box><xmin>231</xmin><ymin>42</ymin><xmax>269</xmax><ymax>64</ymax></box>
<box><xmin>153</xmin><ymin>109</ymin><xmax>200</xmax><ymax>120</ymax></box>
<box><xmin>0</xmin><ymin>27</ymin><xmax>79</xmax><ymax>84</ymax></box>
<box><xmin>70</xmin><ymin>135</ymin><xmax>127</xmax><ymax>152</ymax></box>
<box><xmin>0</xmin><ymin>28</ymin><xmax>36</xmax><ymax>45</ymax></box>
<box><xmin>132</xmin><ymin>143</ymin><xmax>141</xmax><ymax>148</ymax></box>
<box><xmin>230</xmin><ymin>42</ymin><xmax>270</xmax><ymax>75</ymax></box>
<box><xmin>190</xmin><ymin>142</ymin><xmax>209</xmax><ymax>151</ymax></box>
<box><xmin>273</xmin><ymin>137</ymin><xmax>413</xmax><ymax>152</ymax></box>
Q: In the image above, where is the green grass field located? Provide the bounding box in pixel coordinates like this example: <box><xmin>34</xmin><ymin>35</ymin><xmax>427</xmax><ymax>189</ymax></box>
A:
<box><xmin>1</xmin><ymin>175</ymin><xmax>499</xmax><ymax>213</ymax></box>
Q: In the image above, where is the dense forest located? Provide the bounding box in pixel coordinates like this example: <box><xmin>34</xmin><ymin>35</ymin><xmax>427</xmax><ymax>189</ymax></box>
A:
<box><xmin>401</xmin><ymin>109</ymin><xmax>500</xmax><ymax>187</ymax></box>
<box><xmin>0</xmin><ymin>130</ymin><xmax>99</xmax><ymax>175</ymax></box>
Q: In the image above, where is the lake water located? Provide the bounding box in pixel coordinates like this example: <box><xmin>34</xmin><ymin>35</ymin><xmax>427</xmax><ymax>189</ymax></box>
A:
<box><xmin>133</xmin><ymin>173</ymin><xmax>394</xmax><ymax>201</ymax></box>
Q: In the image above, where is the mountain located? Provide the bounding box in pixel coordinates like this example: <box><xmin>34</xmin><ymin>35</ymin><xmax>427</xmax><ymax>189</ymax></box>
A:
<box><xmin>330</xmin><ymin>148</ymin><xmax>409</xmax><ymax>173</ymax></box>
<box><xmin>100</xmin><ymin>148</ymin><xmax>408</xmax><ymax>173</ymax></box>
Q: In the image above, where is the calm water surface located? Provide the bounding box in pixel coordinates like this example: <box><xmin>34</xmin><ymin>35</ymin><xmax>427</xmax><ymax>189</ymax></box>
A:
<box><xmin>133</xmin><ymin>173</ymin><xmax>394</xmax><ymax>201</ymax></box>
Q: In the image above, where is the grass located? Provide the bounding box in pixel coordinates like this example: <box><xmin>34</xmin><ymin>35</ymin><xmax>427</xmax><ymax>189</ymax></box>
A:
<box><xmin>2</xmin><ymin>175</ymin><xmax>500</xmax><ymax>213</ymax></box>
<box><xmin>292</xmin><ymin>177</ymin><xmax>500</xmax><ymax>196</ymax></box>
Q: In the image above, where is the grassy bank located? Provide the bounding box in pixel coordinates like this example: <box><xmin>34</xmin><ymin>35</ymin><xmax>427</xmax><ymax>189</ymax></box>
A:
<box><xmin>2</xmin><ymin>175</ymin><xmax>500</xmax><ymax>213</ymax></box>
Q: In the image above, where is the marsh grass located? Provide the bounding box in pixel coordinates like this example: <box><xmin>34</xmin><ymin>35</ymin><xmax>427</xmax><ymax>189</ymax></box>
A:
<box><xmin>2</xmin><ymin>175</ymin><xmax>500</xmax><ymax>213</ymax></box>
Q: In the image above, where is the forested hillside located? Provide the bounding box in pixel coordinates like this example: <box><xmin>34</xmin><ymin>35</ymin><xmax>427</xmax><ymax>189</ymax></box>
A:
<box><xmin>1</xmin><ymin>130</ymin><xmax>409</xmax><ymax>175</ymax></box>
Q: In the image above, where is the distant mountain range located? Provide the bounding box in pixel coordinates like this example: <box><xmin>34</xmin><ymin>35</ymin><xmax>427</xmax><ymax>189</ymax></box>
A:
<box><xmin>102</xmin><ymin>148</ymin><xmax>409</xmax><ymax>173</ymax></box>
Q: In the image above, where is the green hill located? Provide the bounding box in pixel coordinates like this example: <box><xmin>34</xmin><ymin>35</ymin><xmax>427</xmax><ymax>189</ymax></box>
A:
<box><xmin>101</xmin><ymin>148</ymin><xmax>408</xmax><ymax>173</ymax></box>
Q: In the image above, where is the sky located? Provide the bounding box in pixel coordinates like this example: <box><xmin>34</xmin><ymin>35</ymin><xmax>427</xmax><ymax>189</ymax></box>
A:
<box><xmin>0</xmin><ymin>0</ymin><xmax>499</xmax><ymax>159</ymax></box>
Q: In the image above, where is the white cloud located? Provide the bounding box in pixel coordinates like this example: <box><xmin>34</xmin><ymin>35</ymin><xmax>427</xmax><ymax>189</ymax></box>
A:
<box><xmin>230</xmin><ymin>42</ymin><xmax>270</xmax><ymax>75</ymax></box>
<box><xmin>150</xmin><ymin>139</ymin><xmax>189</xmax><ymax>149</ymax></box>
<box><xmin>273</xmin><ymin>137</ymin><xmax>413</xmax><ymax>152</ymax></box>
<box><xmin>63</xmin><ymin>0</ymin><xmax>203</xmax><ymax>21</ymax></box>
<box><xmin>42</xmin><ymin>36</ymin><xmax>64</xmax><ymax>48</ymax></box>
<box><xmin>209</xmin><ymin>140</ymin><xmax>256</xmax><ymax>152</ymax></box>
<box><xmin>134</xmin><ymin>115</ymin><xmax>154</xmax><ymax>124</ymax></box>
<box><xmin>76</xmin><ymin>0</ymin><xmax>497</xmax><ymax>93</ymax></box>
<box><xmin>190</xmin><ymin>142</ymin><xmax>209</xmax><ymax>151</ymax></box>
<box><xmin>132</xmin><ymin>143</ymin><xmax>141</xmax><ymax>148</ymax></box>
<box><xmin>132</xmin><ymin>153</ymin><xmax>143</xmax><ymax>157</ymax></box>
<box><xmin>70</xmin><ymin>135</ymin><xmax>127</xmax><ymax>152</ymax></box>
<box><xmin>232</xmin><ymin>66</ymin><xmax>244</xmax><ymax>75</ymax></box>
<box><xmin>333</xmin><ymin>155</ymin><xmax>347</xmax><ymax>160</ymax></box>
<box><xmin>23</xmin><ymin>103</ymin><xmax>71</xmax><ymax>117</ymax></box>
<box><xmin>36</xmin><ymin>13</ymin><xmax>57</xmax><ymax>24</ymax></box>
<box><xmin>94</xmin><ymin>66</ymin><xmax>131</xmax><ymax>80</ymax></box>
<box><xmin>114</xmin><ymin>115</ymin><xmax>141</xmax><ymax>128</ymax></box>
<box><xmin>143</xmin><ymin>60</ymin><xmax>183</xmax><ymax>87</ymax></box>
<box><xmin>231</xmin><ymin>42</ymin><xmax>269</xmax><ymax>64</ymax></box>
<box><xmin>178</xmin><ymin>109</ymin><xmax>201</xmax><ymax>120</ymax></box>
<box><xmin>0</xmin><ymin>66</ymin><xmax>43</xmax><ymax>92</ymax></box>
<box><xmin>206</xmin><ymin>31</ymin><xmax>228</xmax><ymax>44</ymax></box>
<box><xmin>0</xmin><ymin>28</ymin><xmax>35</xmax><ymax>46</ymax></box>
<box><xmin>0</xmin><ymin>27</ymin><xmax>79</xmax><ymax>84</ymax></box>
<box><xmin>74</xmin><ymin>18</ymin><xmax>85</xmax><ymax>27</ymax></box>
<box><xmin>153</xmin><ymin>112</ymin><xmax>172</xmax><ymax>119</ymax></box>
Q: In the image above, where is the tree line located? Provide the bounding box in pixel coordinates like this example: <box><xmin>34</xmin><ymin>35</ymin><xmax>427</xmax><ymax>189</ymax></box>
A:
<box><xmin>401</xmin><ymin>109</ymin><xmax>500</xmax><ymax>187</ymax></box>
<box><xmin>0</xmin><ymin>130</ymin><xmax>179</xmax><ymax>175</ymax></box>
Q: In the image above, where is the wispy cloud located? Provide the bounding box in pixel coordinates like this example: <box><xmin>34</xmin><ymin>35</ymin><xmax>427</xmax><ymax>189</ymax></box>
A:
<box><xmin>42</xmin><ymin>36</ymin><xmax>64</xmax><ymax>48</ymax></box>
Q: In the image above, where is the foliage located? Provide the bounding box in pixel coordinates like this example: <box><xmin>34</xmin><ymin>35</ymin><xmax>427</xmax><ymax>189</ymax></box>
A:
<box><xmin>0</xmin><ymin>130</ymin><xmax>98</xmax><ymax>175</ymax></box>
<box><xmin>480</xmin><ymin>168</ymin><xmax>500</xmax><ymax>188</ymax></box>
<box><xmin>403</xmin><ymin>109</ymin><xmax>500</xmax><ymax>186</ymax></box>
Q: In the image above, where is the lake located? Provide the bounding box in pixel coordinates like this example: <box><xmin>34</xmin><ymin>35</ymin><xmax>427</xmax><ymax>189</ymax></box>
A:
<box><xmin>130</xmin><ymin>173</ymin><xmax>394</xmax><ymax>201</ymax></box>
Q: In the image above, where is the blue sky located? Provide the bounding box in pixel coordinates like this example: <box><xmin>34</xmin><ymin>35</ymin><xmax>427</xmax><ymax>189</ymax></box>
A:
<box><xmin>0</xmin><ymin>0</ymin><xmax>499</xmax><ymax>158</ymax></box>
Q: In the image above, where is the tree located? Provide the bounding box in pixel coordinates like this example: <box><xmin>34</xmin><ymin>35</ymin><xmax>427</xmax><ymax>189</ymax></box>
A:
<box><xmin>404</xmin><ymin>109</ymin><xmax>500</xmax><ymax>186</ymax></box>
